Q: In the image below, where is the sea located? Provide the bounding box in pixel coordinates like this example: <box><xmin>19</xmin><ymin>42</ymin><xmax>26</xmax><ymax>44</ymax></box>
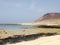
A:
<box><xmin>0</xmin><ymin>24</ymin><xmax>33</xmax><ymax>30</ymax></box>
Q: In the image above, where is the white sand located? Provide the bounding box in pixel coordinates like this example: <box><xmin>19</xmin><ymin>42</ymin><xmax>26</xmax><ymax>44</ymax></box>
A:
<box><xmin>6</xmin><ymin>35</ymin><xmax>60</xmax><ymax>45</ymax></box>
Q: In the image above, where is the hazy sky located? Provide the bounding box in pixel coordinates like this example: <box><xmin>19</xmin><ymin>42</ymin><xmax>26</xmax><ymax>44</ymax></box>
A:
<box><xmin>0</xmin><ymin>0</ymin><xmax>60</xmax><ymax>22</ymax></box>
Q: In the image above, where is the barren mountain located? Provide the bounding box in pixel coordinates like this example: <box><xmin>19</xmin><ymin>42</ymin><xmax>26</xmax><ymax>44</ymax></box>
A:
<box><xmin>35</xmin><ymin>13</ymin><xmax>60</xmax><ymax>22</ymax></box>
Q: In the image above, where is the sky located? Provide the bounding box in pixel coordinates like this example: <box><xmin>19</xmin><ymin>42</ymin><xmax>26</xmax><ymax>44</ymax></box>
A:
<box><xmin>0</xmin><ymin>0</ymin><xmax>60</xmax><ymax>22</ymax></box>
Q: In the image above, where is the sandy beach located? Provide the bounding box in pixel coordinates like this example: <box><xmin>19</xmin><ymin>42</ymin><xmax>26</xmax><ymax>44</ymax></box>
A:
<box><xmin>0</xmin><ymin>24</ymin><xmax>60</xmax><ymax>45</ymax></box>
<box><xmin>6</xmin><ymin>35</ymin><xmax>60</xmax><ymax>45</ymax></box>
<box><xmin>0</xmin><ymin>0</ymin><xmax>60</xmax><ymax>45</ymax></box>
<box><xmin>0</xmin><ymin>28</ymin><xmax>60</xmax><ymax>39</ymax></box>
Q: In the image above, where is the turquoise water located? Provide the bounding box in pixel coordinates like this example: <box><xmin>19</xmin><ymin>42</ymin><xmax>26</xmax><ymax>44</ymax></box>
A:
<box><xmin>0</xmin><ymin>24</ymin><xmax>33</xmax><ymax>30</ymax></box>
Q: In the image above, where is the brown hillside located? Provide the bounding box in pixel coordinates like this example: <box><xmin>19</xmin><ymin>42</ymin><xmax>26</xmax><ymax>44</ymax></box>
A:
<box><xmin>35</xmin><ymin>13</ymin><xmax>60</xmax><ymax>22</ymax></box>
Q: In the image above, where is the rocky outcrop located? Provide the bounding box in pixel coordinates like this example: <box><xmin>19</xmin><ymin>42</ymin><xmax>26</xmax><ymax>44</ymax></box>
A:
<box><xmin>0</xmin><ymin>33</ymin><xmax>57</xmax><ymax>45</ymax></box>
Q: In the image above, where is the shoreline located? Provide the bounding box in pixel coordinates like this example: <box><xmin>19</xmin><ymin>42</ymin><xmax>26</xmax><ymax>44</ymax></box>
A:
<box><xmin>6</xmin><ymin>35</ymin><xmax>60</xmax><ymax>45</ymax></box>
<box><xmin>0</xmin><ymin>33</ymin><xmax>58</xmax><ymax>45</ymax></box>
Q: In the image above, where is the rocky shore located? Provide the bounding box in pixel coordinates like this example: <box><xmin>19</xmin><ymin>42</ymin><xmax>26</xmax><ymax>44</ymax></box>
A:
<box><xmin>0</xmin><ymin>32</ymin><xmax>57</xmax><ymax>45</ymax></box>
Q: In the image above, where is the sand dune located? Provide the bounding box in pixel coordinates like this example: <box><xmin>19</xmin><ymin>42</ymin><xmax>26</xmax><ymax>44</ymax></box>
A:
<box><xmin>6</xmin><ymin>35</ymin><xmax>60</xmax><ymax>45</ymax></box>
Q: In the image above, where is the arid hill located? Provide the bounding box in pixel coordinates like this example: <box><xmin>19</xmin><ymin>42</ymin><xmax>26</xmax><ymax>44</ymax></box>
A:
<box><xmin>35</xmin><ymin>13</ymin><xmax>60</xmax><ymax>26</ymax></box>
<box><xmin>35</xmin><ymin>13</ymin><xmax>60</xmax><ymax>22</ymax></box>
